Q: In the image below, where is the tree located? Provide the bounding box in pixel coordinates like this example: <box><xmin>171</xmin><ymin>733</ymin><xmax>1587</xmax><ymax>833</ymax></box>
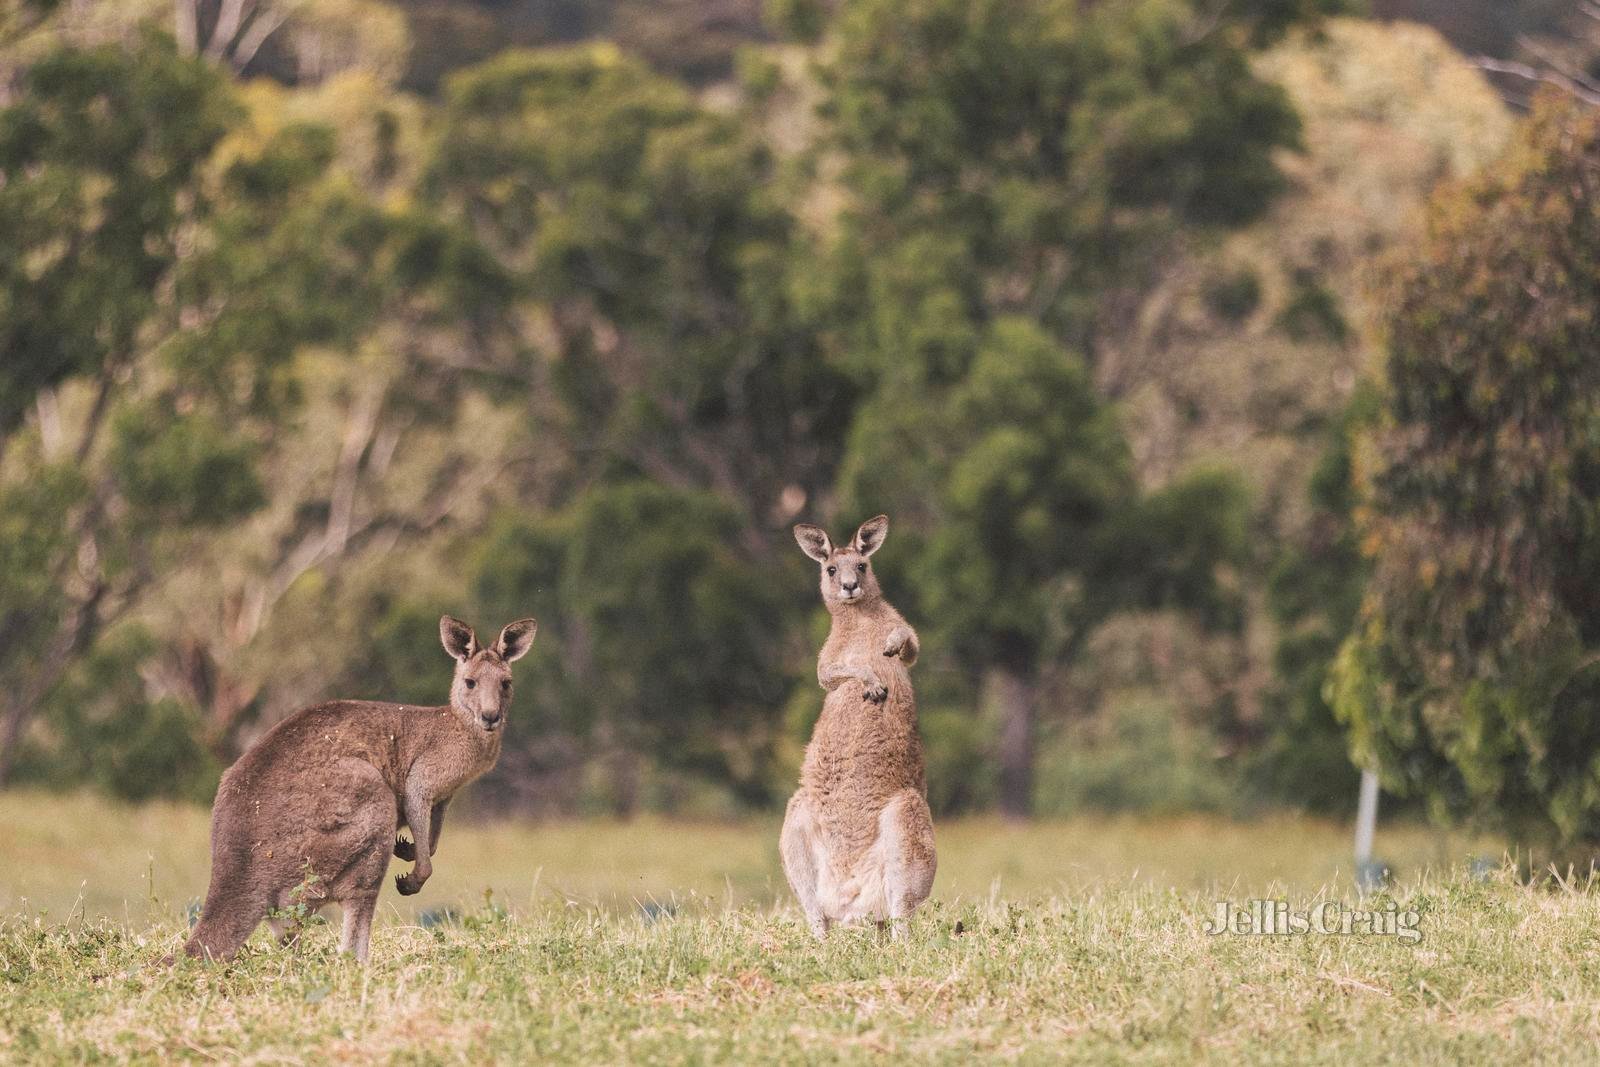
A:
<box><xmin>1251</xmin><ymin>387</ymin><xmax>1378</xmax><ymax>810</ymax></box>
<box><xmin>135</xmin><ymin>75</ymin><xmax>523</xmax><ymax>761</ymax></box>
<box><xmin>837</xmin><ymin>319</ymin><xmax>1249</xmax><ymax>815</ymax></box>
<box><xmin>809</xmin><ymin>0</ymin><xmax>1304</xmax><ymax>363</ymax></box>
<box><xmin>468</xmin><ymin>482</ymin><xmax>794</xmax><ymax>814</ymax></box>
<box><xmin>0</xmin><ymin>36</ymin><xmax>243</xmax><ymax>781</ymax></box>
<box><xmin>427</xmin><ymin>45</ymin><xmax>855</xmax><ymax>539</ymax></box>
<box><xmin>0</xmin><ymin>33</ymin><xmax>513</xmax><ymax>785</ymax></box>
<box><xmin>1330</xmin><ymin>97</ymin><xmax>1600</xmax><ymax>845</ymax></box>
<box><xmin>812</xmin><ymin>0</ymin><xmax>1303</xmax><ymax>815</ymax></box>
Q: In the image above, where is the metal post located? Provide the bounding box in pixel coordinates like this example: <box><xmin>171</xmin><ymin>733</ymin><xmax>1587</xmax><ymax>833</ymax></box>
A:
<box><xmin>1354</xmin><ymin>768</ymin><xmax>1384</xmax><ymax>889</ymax></box>
<box><xmin>1354</xmin><ymin>768</ymin><xmax>1378</xmax><ymax>865</ymax></box>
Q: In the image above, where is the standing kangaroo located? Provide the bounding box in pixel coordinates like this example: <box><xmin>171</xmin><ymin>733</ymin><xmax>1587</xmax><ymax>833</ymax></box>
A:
<box><xmin>182</xmin><ymin>615</ymin><xmax>536</xmax><ymax>963</ymax></box>
<box><xmin>781</xmin><ymin>515</ymin><xmax>936</xmax><ymax>940</ymax></box>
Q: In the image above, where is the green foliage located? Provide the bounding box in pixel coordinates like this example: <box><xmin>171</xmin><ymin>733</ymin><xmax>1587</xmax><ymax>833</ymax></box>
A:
<box><xmin>919</xmin><ymin>703</ymin><xmax>998</xmax><ymax>814</ymax></box>
<box><xmin>0</xmin><ymin>32</ymin><xmax>236</xmax><ymax>434</ymax></box>
<box><xmin>17</xmin><ymin>630</ymin><xmax>219</xmax><ymax>803</ymax></box>
<box><xmin>0</xmin><ymin>465</ymin><xmax>87</xmax><ymax>680</ymax></box>
<box><xmin>1203</xmin><ymin>268</ymin><xmax>1263</xmax><ymax>323</ymax></box>
<box><xmin>471</xmin><ymin>482</ymin><xmax>794</xmax><ymax>807</ymax></box>
<box><xmin>1094</xmin><ymin>468</ymin><xmax>1251</xmax><ymax>632</ymax></box>
<box><xmin>808</xmin><ymin>0</ymin><xmax>1293</xmax><ymax>814</ymax></box>
<box><xmin>818</xmin><ymin>0</ymin><xmax>1302</xmax><ymax>336</ymax></box>
<box><xmin>431</xmin><ymin>45</ymin><xmax>852</xmax><ymax>515</ymax></box>
<box><xmin>0</xmin><ymin>27</ymin><xmax>527</xmax><ymax>793</ymax></box>
<box><xmin>1274</xmin><ymin>268</ymin><xmax>1350</xmax><ymax>344</ymax></box>
<box><xmin>331</xmin><ymin>599</ymin><xmax>459</xmax><ymax>709</ymax></box>
<box><xmin>905</xmin><ymin>320</ymin><xmax>1139</xmax><ymax>669</ymax></box>
<box><xmin>1331</xmin><ymin>98</ymin><xmax>1600</xmax><ymax>843</ymax></box>
<box><xmin>0</xmin><ymin>466</ymin><xmax>84</xmax><ymax>616</ymax></box>
<box><xmin>1232</xmin><ymin>0</ymin><xmax>1353</xmax><ymax>45</ymax></box>
<box><xmin>0</xmin><ymin>2</ymin><xmax>1476</xmax><ymax>819</ymax></box>
<box><xmin>765</xmin><ymin>0</ymin><xmax>828</xmax><ymax>43</ymax></box>
<box><xmin>109</xmin><ymin>408</ymin><xmax>265</xmax><ymax>529</ymax></box>
<box><xmin>1035</xmin><ymin>698</ymin><xmax>1235</xmax><ymax>816</ymax></box>
<box><xmin>1249</xmin><ymin>386</ymin><xmax>1380</xmax><ymax>810</ymax></box>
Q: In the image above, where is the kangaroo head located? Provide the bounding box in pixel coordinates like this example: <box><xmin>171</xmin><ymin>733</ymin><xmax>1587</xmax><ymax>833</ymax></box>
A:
<box><xmin>793</xmin><ymin>514</ymin><xmax>888</xmax><ymax>611</ymax></box>
<box><xmin>439</xmin><ymin>615</ymin><xmax>537</xmax><ymax>732</ymax></box>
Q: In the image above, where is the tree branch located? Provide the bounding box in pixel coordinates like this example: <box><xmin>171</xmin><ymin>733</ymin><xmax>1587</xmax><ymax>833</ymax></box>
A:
<box><xmin>74</xmin><ymin>371</ymin><xmax>115</xmax><ymax>463</ymax></box>
<box><xmin>326</xmin><ymin>381</ymin><xmax>384</xmax><ymax>557</ymax></box>
<box><xmin>203</xmin><ymin>0</ymin><xmax>250</xmax><ymax>61</ymax></box>
<box><xmin>35</xmin><ymin>387</ymin><xmax>63</xmax><ymax>457</ymax></box>
<box><xmin>0</xmin><ymin>579</ymin><xmax>108</xmax><ymax>785</ymax></box>
<box><xmin>229</xmin><ymin>6</ymin><xmax>287</xmax><ymax>73</ymax></box>
<box><xmin>174</xmin><ymin>0</ymin><xmax>200</xmax><ymax>55</ymax></box>
<box><xmin>1472</xmin><ymin>56</ymin><xmax>1600</xmax><ymax>109</ymax></box>
<box><xmin>1519</xmin><ymin>38</ymin><xmax>1600</xmax><ymax>98</ymax></box>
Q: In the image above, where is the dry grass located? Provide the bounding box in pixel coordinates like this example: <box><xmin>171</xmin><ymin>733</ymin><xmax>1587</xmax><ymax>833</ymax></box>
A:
<box><xmin>9</xmin><ymin>791</ymin><xmax>1596</xmax><ymax>1064</ymax></box>
<box><xmin>1</xmin><ymin>790</ymin><xmax>1498</xmax><ymax>920</ymax></box>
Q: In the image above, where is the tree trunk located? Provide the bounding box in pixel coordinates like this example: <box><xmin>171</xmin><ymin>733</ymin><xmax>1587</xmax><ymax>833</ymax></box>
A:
<box><xmin>0</xmin><ymin>692</ymin><xmax>34</xmax><ymax>786</ymax></box>
<box><xmin>0</xmin><ymin>586</ymin><xmax>106</xmax><ymax>785</ymax></box>
<box><xmin>988</xmin><ymin>666</ymin><xmax>1035</xmax><ymax>821</ymax></box>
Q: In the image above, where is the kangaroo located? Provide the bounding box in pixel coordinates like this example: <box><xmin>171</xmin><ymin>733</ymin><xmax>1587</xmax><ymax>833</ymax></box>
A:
<box><xmin>781</xmin><ymin>514</ymin><xmax>936</xmax><ymax>940</ymax></box>
<box><xmin>181</xmin><ymin>615</ymin><xmax>536</xmax><ymax>963</ymax></box>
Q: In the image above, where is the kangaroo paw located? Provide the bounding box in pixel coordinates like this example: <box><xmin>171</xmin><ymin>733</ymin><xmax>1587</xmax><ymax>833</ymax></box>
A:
<box><xmin>393</xmin><ymin>837</ymin><xmax>416</xmax><ymax>861</ymax></box>
<box><xmin>395</xmin><ymin>872</ymin><xmax>424</xmax><ymax>896</ymax></box>
<box><xmin>863</xmin><ymin>680</ymin><xmax>888</xmax><ymax>703</ymax></box>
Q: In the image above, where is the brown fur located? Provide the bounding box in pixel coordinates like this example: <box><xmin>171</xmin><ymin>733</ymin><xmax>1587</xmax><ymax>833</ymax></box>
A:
<box><xmin>782</xmin><ymin>516</ymin><xmax>936</xmax><ymax>939</ymax></box>
<box><xmin>181</xmin><ymin>615</ymin><xmax>535</xmax><ymax>963</ymax></box>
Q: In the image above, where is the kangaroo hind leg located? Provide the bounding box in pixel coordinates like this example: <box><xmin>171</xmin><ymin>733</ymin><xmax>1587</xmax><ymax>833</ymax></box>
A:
<box><xmin>879</xmin><ymin>790</ymin><xmax>936</xmax><ymax>942</ymax></box>
<box><xmin>780</xmin><ymin>792</ymin><xmax>832</xmax><ymax>940</ymax></box>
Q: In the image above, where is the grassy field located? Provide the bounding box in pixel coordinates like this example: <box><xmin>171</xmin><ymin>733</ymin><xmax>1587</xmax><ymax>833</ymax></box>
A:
<box><xmin>6</xmin><ymin>791</ymin><xmax>1600</xmax><ymax>1062</ymax></box>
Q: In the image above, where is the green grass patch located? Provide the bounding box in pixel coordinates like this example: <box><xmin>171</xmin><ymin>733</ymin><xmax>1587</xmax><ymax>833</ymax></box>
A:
<box><xmin>5</xmin><ymin>793</ymin><xmax>1597</xmax><ymax>1062</ymax></box>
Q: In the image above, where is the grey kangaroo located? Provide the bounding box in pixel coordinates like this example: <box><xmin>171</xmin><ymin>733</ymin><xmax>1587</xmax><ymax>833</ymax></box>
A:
<box><xmin>780</xmin><ymin>515</ymin><xmax>936</xmax><ymax>940</ymax></box>
<box><xmin>182</xmin><ymin>615</ymin><xmax>536</xmax><ymax>962</ymax></box>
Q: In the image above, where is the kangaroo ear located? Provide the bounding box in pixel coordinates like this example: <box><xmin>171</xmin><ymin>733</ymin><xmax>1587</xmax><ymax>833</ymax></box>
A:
<box><xmin>853</xmin><ymin>514</ymin><xmax>889</xmax><ymax>556</ymax></box>
<box><xmin>440</xmin><ymin>615</ymin><xmax>478</xmax><ymax>661</ymax></box>
<box><xmin>793</xmin><ymin>523</ymin><xmax>833</xmax><ymax>563</ymax></box>
<box><xmin>495</xmin><ymin>618</ymin><xmax>538</xmax><ymax>663</ymax></box>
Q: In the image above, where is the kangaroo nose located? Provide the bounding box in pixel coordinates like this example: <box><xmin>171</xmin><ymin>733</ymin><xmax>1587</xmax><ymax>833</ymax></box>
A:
<box><xmin>842</xmin><ymin>580</ymin><xmax>859</xmax><ymax>592</ymax></box>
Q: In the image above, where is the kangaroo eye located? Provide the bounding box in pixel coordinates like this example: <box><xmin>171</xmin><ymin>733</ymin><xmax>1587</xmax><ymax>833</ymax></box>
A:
<box><xmin>501</xmin><ymin>680</ymin><xmax>511</xmax><ymax>691</ymax></box>
<box><xmin>827</xmin><ymin>566</ymin><xmax>836</xmax><ymax>576</ymax></box>
<box><xmin>464</xmin><ymin>678</ymin><xmax>476</xmax><ymax>689</ymax></box>
<box><xmin>860</xmin><ymin>561</ymin><xmax>868</xmax><ymax>570</ymax></box>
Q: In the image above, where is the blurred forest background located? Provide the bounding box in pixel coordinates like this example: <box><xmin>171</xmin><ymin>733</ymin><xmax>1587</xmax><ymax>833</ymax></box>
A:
<box><xmin>1</xmin><ymin>0</ymin><xmax>1598</xmax><ymax>844</ymax></box>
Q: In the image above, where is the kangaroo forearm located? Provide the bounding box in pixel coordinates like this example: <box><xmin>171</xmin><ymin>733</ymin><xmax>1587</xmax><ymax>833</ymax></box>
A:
<box><xmin>403</xmin><ymin>790</ymin><xmax>433</xmax><ymax>879</ymax></box>
<box><xmin>819</xmin><ymin>660</ymin><xmax>880</xmax><ymax>691</ymax></box>
<box><xmin>885</xmin><ymin>624</ymin><xmax>919</xmax><ymax>666</ymax></box>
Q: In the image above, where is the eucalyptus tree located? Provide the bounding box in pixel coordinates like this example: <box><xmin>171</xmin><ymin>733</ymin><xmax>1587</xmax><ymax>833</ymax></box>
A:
<box><xmin>1331</xmin><ymin>99</ymin><xmax>1600</xmax><ymax>846</ymax></box>
<box><xmin>810</xmin><ymin>0</ymin><xmax>1312</xmax><ymax>814</ymax></box>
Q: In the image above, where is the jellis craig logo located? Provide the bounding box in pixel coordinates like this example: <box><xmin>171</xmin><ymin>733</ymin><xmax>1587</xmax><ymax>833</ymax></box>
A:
<box><xmin>1204</xmin><ymin>900</ymin><xmax>1423</xmax><ymax>944</ymax></box>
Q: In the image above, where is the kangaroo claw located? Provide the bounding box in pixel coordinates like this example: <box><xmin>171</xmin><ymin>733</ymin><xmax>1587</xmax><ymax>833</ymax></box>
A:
<box><xmin>864</xmin><ymin>681</ymin><xmax>888</xmax><ymax>703</ymax></box>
